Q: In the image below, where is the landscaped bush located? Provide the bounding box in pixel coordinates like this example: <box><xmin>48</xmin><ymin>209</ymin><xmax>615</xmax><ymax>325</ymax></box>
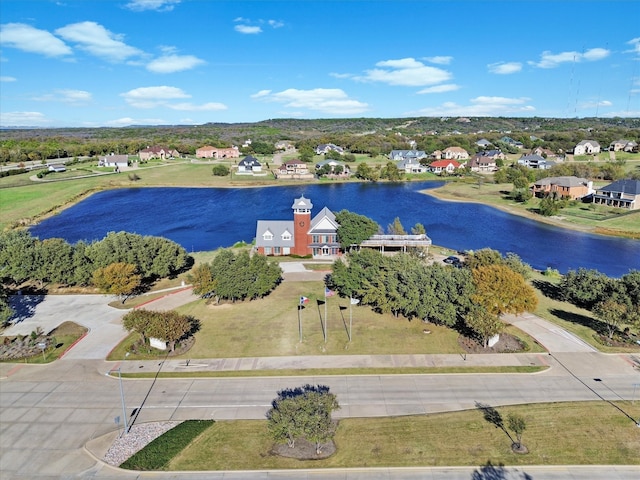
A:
<box><xmin>120</xmin><ymin>420</ymin><xmax>214</xmax><ymax>470</ymax></box>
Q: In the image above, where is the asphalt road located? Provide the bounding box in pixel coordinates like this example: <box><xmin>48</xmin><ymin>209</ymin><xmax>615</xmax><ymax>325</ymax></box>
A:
<box><xmin>1</xmin><ymin>283</ymin><xmax>640</xmax><ymax>479</ymax></box>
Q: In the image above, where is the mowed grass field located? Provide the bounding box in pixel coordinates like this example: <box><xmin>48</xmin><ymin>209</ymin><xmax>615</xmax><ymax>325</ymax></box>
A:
<box><xmin>164</xmin><ymin>401</ymin><xmax>640</xmax><ymax>470</ymax></box>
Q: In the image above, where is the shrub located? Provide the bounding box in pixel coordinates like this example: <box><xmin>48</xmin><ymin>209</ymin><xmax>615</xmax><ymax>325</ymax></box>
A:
<box><xmin>120</xmin><ymin>420</ymin><xmax>214</xmax><ymax>470</ymax></box>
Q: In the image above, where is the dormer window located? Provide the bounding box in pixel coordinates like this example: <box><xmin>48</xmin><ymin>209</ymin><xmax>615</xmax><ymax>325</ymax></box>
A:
<box><xmin>282</xmin><ymin>231</ymin><xmax>292</xmax><ymax>241</ymax></box>
<box><xmin>263</xmin><ymin>231</ymin><xmax>273</xmax><ymax>241</ymax></box>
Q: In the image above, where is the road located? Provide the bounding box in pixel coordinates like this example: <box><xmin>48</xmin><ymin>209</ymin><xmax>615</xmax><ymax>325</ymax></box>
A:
<box><xmin>1</xmin><ymin>284</ymin><xmax>640</xmax><ymax>479</ymax></box>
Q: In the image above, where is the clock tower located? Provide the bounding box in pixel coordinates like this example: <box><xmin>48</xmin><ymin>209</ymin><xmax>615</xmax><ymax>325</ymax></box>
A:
<box><xmin>292</xmin><ymin>195</ymin><xmax>312</xmax><ymax>256</ymax></box>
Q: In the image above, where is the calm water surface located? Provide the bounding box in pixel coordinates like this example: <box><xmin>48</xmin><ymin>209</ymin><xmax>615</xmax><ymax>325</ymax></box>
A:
<box><xmin>30</xmin><ymin>182</ymin><xmax>639</xmax><ymax>277</ymax></box>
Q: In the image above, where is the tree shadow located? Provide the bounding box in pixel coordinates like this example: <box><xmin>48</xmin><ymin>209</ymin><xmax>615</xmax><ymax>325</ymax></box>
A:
<box><xmin>471</xmin><ymin>460</ymin><xmax>532</xmax><ymax>480</ymax></box>
<box><xmin>549</xmin><ymin>308</ymin><xmax>607</xmax><ymax>336</ymax></box>
<box><xmin>475</xmin><ymin>402</ymin><xmax>514</xmax><ymax>444</ymax></box>
<box><xmin>7</xmin><ymin>294</ymin><xmax>46</xmax><ymax>325</ymax></box>
<box><xmin>531</xmin><ymin>279</ymin><xmax>564</xmax><ymax>301</ymax></box>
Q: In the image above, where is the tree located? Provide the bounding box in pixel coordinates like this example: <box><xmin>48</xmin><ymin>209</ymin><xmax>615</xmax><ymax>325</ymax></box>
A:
<box><xmin>593</xmin><ymin>299</ymin><xmax>627</xmax><ymax>340</ymax></box>
<box><xmin>465</xmin><ymin>307</ymin><xmax>504</xmax><ymax>348</ymax></box>
<box><xmin>122</xmin><ymin>309</ymin><xmax>158</xmax><ymax>345</ymax></box>
<box><xmin>411</xmin><ymin>223</ymin><xmax>426</xmax><ymax>235</ymax></box>
<box><xmin>266</xmin><ymin>384</ymin><xmax>340</xmax><ymax>455</ymax></box>
<box><xmin>334</xmin><ymin>210</ymin><xmax>380</xmax><ymax>250</ymax></box>
<box><xmin>465</xmin><ymin>248</ymin><xmax>504</xmax><ymax>270</ymax></box>
<box><xmin>92</xmin><ymin>262</ymin><xmax>141</xmax><ymax>303</ymax></box>
<box><xmin>298</xmin><ymin>145</ymin><xmax>314</xmax><ymax>162</ymax></box>
<box><xmin>148</xmin><ymin>310</ymin><xmax>197</xmax><ymax>352</ymax></box>
<box><xmin>212</xmin><ymin>164</ymin><xmax>230</xmax><ymax>176</ymax></box>
<box><xmin>380</xmin><ymin>161</ymin><xmax>402</xmax><ymax>181</ymax></box>
<box><xmin>471</xmin><ymin>264</ymin><xmax>538</xmax><ymax>316</ymax></box>
<box><xmin>188</xmin><ymin>263</ymin><xmax>216</xmax><ymax>297</ymax></box>
<box><xmin>507</xmin><ymin>413</ymin><xmax>527</xmax><ymax>451</ymax></box>
<box><xmin>0</xmin><ymin>285</ymin><xmax>14</xmax><ymax>327</ymax></box>
<box><xmin>560</xmin><ymin>268</ymin><xmax>616</xmax><ymax>310</ymax></box>
<box><xmin>387</xmin><ymin>217</ymin><xmax>406</xmax><ymax>235</ymax></box>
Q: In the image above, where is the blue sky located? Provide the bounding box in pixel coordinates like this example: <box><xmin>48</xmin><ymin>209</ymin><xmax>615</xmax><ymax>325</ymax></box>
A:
<box><xmin>1</xmin><ymin>0</ymin><xmax>639</xmax><ymax>127</ymax></box>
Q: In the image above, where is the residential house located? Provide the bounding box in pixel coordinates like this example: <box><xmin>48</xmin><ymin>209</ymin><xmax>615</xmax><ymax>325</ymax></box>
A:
<box><xmin>609</xmin><ymin>139</ymin><xmax>638</xmax><ymax>152</ymax></box>
<box><xmin>315</xmin><ymin>159</ymin><xmax>351</xmax><ymax>177</ymax></box>
<box><xmin>138</xmin><ymin>146</ymin><xmax>179</xmax><ymax>161</ymax></box>
<box><xmin>531</xmin><ymin>176</ymin><xmax>593</xmax><ymax>200</ymax></box>
<box><xmin>98</xmin><ymin>154</ymin><xmax>129</xmax><ymax>169</ymax></box>
<box><xmin>275</xmin><ymin>159</ymin><xmax>314</xmax><ymax>179</ymax></box>
<box><xmin>468</xmin><ymin>154</ymin><xmax>497</xmax><ymax>173</ymax></box>
<box><xmin>592</xmin><ymin>179</ymin><xmax>640</xmax><ymax>210</ymax></box>
<box><xmin>388</xmin><ymin>150</ymin><xmax>427</xmax><ymax>161</ymax></box>
<box><xmin>236</xmin><ymin>155</ymin><xmax>263</xmax><ymax>175</ymax></box>
<box><xmin>47</xmin><ymin>164</ymin><xmax>66</xmax><ymax>173</ymax></box>
<box><xmin>500</xmin><ymin>136</ymin><xmax>524</xmax><ymax>148</ymax></box>
<box><xmin>195</xmin><ymin>145</ymin><xmax>239</xmax><ymax>159</ymax></box>
<box><xmin>531</xmin><ymin>146</ymin><xmax>561</xmax><ymax>159</ymax></box>
<box><xmin>517</xmin><ymin>154</ymin><xmax>555</xmax><ymax>170</ymax></box>
<box><xmin>429</xmin><ymin>159</ymin><xmax>463</xmax><ymax>175</ymax></box>
<box><xmin>254</xmin><ymin>196</ymin><xmax>341</xmax><ymax>257</ymax></box>
<box><xmin>396</xmin><ymin>157</ymin><xmax>428</xmax><ymax>174</ymax></box>
<box><xmin>315</xmin><ymin>143</ymin><xmax>344</xmax><ymax>155</ymax></box>
<box><xmin>275</xmin><ymin>141</ymin><xmax>295</xmax><ymax>151</ymax></box>
<box><xmin>475</xmin><ymin>138</ymin><xmax>492</xmax><ymax>148</ymax></box>
<box><xmin>442</xmin><ymin>146</ymin><xmax>469</xmax><ymax>160</ymax></box>
<box><xmin>573</xmin><ymin>140</ymin><xmax>601</xmax><ymax>155</ymax></box>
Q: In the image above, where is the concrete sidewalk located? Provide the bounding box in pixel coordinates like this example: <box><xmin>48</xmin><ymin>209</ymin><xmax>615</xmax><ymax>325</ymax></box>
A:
<box><xmin>113</xmin><ymin>352</ymin><xmax>550</xmax><ymax>374</ymax></box>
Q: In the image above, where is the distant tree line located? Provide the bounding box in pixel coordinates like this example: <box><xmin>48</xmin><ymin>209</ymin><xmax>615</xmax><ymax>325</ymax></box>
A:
<box><xmin>0</xmin><ymin>230</ymin><xmax>189</xmax><ymax>288</ymax></box>
<box><xmin>188</xmin><ymin>249</ymin><xmax>282</xmax><ymax>303</ymax></box>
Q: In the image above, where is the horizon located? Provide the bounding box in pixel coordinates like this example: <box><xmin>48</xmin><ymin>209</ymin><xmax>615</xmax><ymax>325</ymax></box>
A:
<box><xmin>1</xmin><ymin>0</ymin><xmax>639</xmax><ymax>128</ymax></box>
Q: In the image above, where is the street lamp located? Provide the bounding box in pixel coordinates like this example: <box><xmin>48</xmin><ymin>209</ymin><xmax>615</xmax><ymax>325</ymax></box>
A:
<box><xmin>118</xmin><ymin>352</ymin><xmax>131</xmax><ymax>436</ymax></box>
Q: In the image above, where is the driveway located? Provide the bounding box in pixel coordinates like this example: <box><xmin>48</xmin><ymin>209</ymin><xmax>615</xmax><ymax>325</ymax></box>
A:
<box><xmin>6</xmin><ymin>294</ymin><xmax>128</xmax><ymax>360</ymax></box>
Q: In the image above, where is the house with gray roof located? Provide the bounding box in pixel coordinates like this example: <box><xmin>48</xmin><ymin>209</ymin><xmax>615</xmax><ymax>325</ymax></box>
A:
<box><xmin>255</xmin><ymin>195</ymin><xmax>341</xmax><ymax>257</ymax></box>
<box><xmin>517</xmin><ymin>154</ymin><xmax>555</xmax><ymax>169</ymax></box>
<box><xmin>237</xmin><ymin>155</ymin><xmax>263</xmax><ymax>175</ymax></box>
<box><xmin>574</xmin><ymin>140</ymin><xmax>601</xmax><ymax>155</ymax></box>
<box><xmin>592</xmin><ymin>179</ymin><xmax>640</xmax><ymax>210</ymax></box>
<box><xmin>396</xmin><ymin>157</ymin><xmax>428</xmax><ymax>173</ymax></box>
<box><xmin>388</xmin><ymin>150</ymin><xmax>427</xmax><ymax>161</ymax></box>
<box><xmin>609</xmin><ymin>139</ymin><xmax>638</xmax><ymax>152</ymax></box>
<box><xmin>532</xmin><ymin>176</ymin><xmax>593</xmax><ymax>200</ymax></box>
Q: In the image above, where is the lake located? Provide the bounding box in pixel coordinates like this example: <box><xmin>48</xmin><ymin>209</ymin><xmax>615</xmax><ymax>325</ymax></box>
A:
<box><xmin>29</xmin><ymin>181</ymin><xmax>640</xmax><ymax>277</ymax></box>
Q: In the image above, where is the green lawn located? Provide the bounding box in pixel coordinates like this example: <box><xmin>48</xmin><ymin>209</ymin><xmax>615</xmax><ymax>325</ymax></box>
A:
<box><xmin>156</xmin><ymin>401</ymin><xmax>640</xmax><ymax>470</ymax></box>
<box><xmin>109</xmin><ymin>278</ymin><xmax>545</xmax><ymax>361</ymax></box>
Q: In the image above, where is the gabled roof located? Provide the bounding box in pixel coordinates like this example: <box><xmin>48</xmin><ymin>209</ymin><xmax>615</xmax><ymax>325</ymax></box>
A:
<box><xmin>292</xmin><ymin>195</ymin><xmax>313</xmax><ymax>210</ymax></box>
<box><xmin>238</xmin><ymin>155</ymin><xmax>261</xmax><ymax>167</ymax></box>
<box><xmin>255</xmin><ymin>220</ymin><xmax>295</xmax><ymax>248</ymax></box>
<box><xmin>599</xmin><ymin>179</ymin><xmax>640</xmax><ymax>195</ymax></box>
<box><xmin>430</xmin><ymin>160</ymin><xmax>462</xmax><ymax>168</ymax></box>
<box><xmin>519</xmin><ymin>154</ymin><xmax>545</xmax><ymax>162</ymax></box>
<box><xmin>443</xmin><ymin>146</ymin><xmax>467</xmax><ymax>153</ymax></box>
<box><xmin>576</xmin><ymin>140</ymin><xmax>600</xmax><ymax>146</ymax></box>
<box><xmin>534</xmin><ymin>176</ymin><xmax>589</xmax><ymax>187</ymax></box>
<box><xmin>310</xmin><ymin>207</ymin><xmax>339</xmax><ymax>233</ymax></box>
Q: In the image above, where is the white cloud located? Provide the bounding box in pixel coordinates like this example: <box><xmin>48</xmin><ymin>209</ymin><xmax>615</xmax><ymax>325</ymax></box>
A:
<box><xmin>147</xmin><ymin>54</ymin><xmax>205</xmax><ymax>73</ymax></box>
<box><xmin>168</xmin><ymin>102</ymin><xmax>227</xmax><ymax>111</ymax></box>
<box><xmin>125</xmin><ymin>0</ymin><xmax>181</xmax><ymax>12</ymax></box>
<box><xmin>268</xmin><ymin>20</ymin><xmax>284</xmax><ymax>28</ymax></box>
<box><xmin>578</xmin><ymin>99</ymin><xmax>613</xmax><ymax>109</ymax></box>
<box><xmin>235</xmin><ymin>25</ymin><xmax>262</xmax><ymax>34</ymax></box>
<box><xmin>417</xmin><ymin>84</ymin><xmax>460</xmax><ymax>94</ymax></box>
<box><xmin>252</xmin><ymin>88</ymin><xmax>369</xmax><ymax>115</ymax></box>
<box><xmin>529</xmin><ymin>47</ymin><xmax>610</xmax><ymax>68</ymax></box>
<box><xmin>603</xmin><ymin>109</ymin><xmax>640</xmax><ymax>118</ymax></box>
<box><xmin>356</xmin><ymin>57</ymin><xmax>452</xmax><ymax>87</ymax></box>
<box><xmin>487</xmin><ymin>62</ymin><xmax>522</xmax><ymax>74</ymax></box>
<box><xmin>106</xmin><ymin>116</ymin><xmax>168</xmax><ymax>126</ymax></box>
<box><xmin>423</xmin><ymin>56</ymin><xmax>453</xmax><ymax>65</ymax></box>
<box><xmin>55</xmin><ymin>21</ymin><xmax>143</xmax><ymax>62</ymax></box>
<box><xmin>0</xmin><ymin>111</ymin><xmax>49</xmax><ymax>126</ymax></box>
<box><xmin>121</xmin><ymin>85</ymin><xmax>226</xmax><ymax>111</ymax></box>
<box><xmin>0</xmin><ymin>76</ymin><xmax>17</xmax><ymax>82</ymax></box>
<box><xmin>625</xmin><ymin>37</ymin><xmax>640</xmax><ymax>56</ymax></box>
<box><xmin>329</xmin><ymin>72</ymin><xmax>353</xmax><ymax>79</ymax></box>
<box><xmin>33</xmin><ymin>89</ymin><xmax>92</xmax><ymax>104</ymax></box>
<box><xmin>0</xmin><ymin>23</ymin><xmax>72</xmax><ymax>57</ymax></box>
<box><xmin>408</xmin><ymin>96</ymin><xmax>535</xmax><ymax>117</ymax></box>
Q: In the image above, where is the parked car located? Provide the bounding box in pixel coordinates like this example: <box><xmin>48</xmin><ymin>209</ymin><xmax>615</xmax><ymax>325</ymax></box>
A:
<box><xmin>443</xmin><ymin>255</ymin><xmax>460</xmax><ymax>265</ymax></box>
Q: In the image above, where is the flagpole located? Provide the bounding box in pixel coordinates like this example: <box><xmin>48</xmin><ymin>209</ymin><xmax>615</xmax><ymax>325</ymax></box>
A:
<box><xmin>298</xmin><ymin>304</ymin><xmax>302</xmax><ymax>343</ymax></box>
<box><xmin>349</xmin><ymin>297</ymin><xmax>352</xmax><ymax>342</ymax></box>
<box><xmin>324</xmin><ymin>296</ymin><xmax>328</xmax><ymax>343</ymax></box>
